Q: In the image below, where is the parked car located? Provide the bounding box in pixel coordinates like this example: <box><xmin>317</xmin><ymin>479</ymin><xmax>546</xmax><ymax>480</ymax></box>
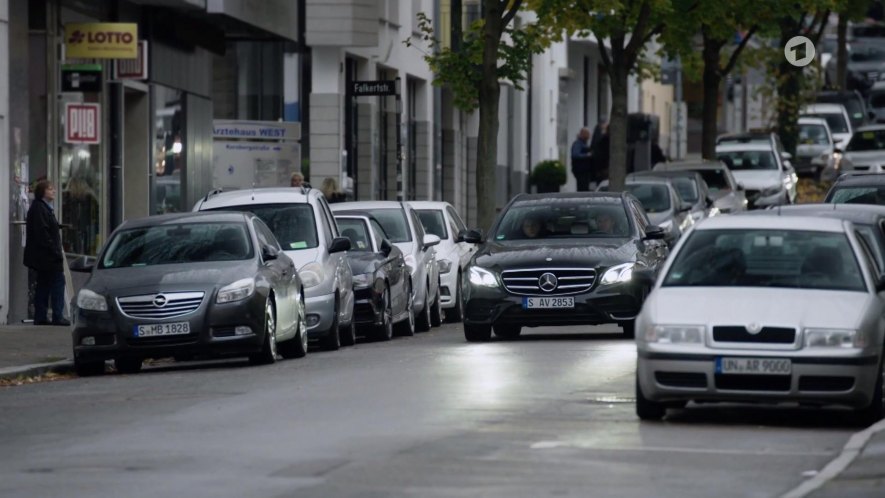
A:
<box><xmin>629</xmin><ymin>170</ymin><xmax>716</xmax><ymax>222</ymax></box>
<box><xmin>816</xmin><ymin>90</ymin><xmax>871</xmax><ymax>129</ymax></box>
<box><xmin>334</xmin><ymin>214</ymin><xmax>414</xmax><ymax>340</ymax></box>
<box><xmin>653</xmin><ymin>161</ymin><xmax>748</xmax><ymax>214</ymax></box>
<box><xmin>598</xmin><ymin>177</ymin><xmax>693</xmax><ymax>246</ymax></box>
<box><xmin>825</xmin><ymin>172</ymin><xmax>885</xmax><ymax>205</ymax></box>
<box><xmin>716</xmin><ymin>131</ymin><xmax>789</xmax><ymax>163</ymax></box>
<box><xmin>331</xmin><ymin>201</ymin><xmax>442</xmax><ymax>332</ymax></box>
<box><xmin>411</xmin><ymin>201</ymin><xmax>478</xmax><ymax>323</ymax></box>
<box><xmin>70</xmin><ymin>212</ymin><xmax>308</xmax><ymax>376</ymax></box>
<box><xmin>461</xmin><ymin>192</ymin><xmax>669</xmax><ymax>341</ymax></box>
<box><xmin>716</xmin><ymin>142</ymin><xmax>799</xmax><ymax>208</ymax></box>
<box><xmin>839</xmin><ymin>124</ymin><xmax>885</xmax><ymax>174</ymax></box>
<box><xmin>193</xmin><ymin>187</ymin><xmax>355</xmax><ymax>350</ymax></box>
<box><xmin>635</xmin><ymin>214</ymin><xmax>885</xmax><ymax>424</ymax></box>
<box><xmin>795</xmin><ymin>116</ymin><xmax>837</xmax><ymax>178</ymax></box>
<box><xmin>824</xmin><ymin>39</ymin><xmax>885</xmax><ymax>94</ymax></box>
<box><xmin>802</xmin><ymin>103</ymin><xmax>855</xmax><ymax>149</ymax></box>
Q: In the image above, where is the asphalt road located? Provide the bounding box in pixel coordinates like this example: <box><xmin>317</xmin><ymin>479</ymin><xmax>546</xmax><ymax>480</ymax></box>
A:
<box><xmin>0</xmin><ymin>323</ymin><xmax>859</xmax><ymax>498</ymax></box>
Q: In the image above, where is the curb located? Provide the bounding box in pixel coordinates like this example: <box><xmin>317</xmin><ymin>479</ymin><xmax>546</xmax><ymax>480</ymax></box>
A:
<box><xmin>0</xmin><ymin>359</ymin><xmax>75</xmax><ymax>382</ymax></box>
<box><xmin>781</xmin><ymin>417</ymin><xmax>885</xmax><ymax>498</ymax></box>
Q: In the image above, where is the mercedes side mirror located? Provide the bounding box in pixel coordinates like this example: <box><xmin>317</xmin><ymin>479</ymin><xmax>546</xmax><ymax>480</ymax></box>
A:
<box><xmin>463</xmin><ymin>229</ymin><xmax>483</xmax><ymax>244</ymax></box>
<box><xmin>329</xmin><ymin>236</ymin><xmax>351</xmax><ymax>254</ymax></box>
<box><xmin>380</xmin><ymin>238</ymin><xmax>393</xmax><ymax>256</ymax></box>
<box><xmin>262</xmin><ymin>246</ymin><xmax>279</xmax><ymax>262</ymax></box>
<box><xmin>69</xmin><ymin>256</ymin><xmax>95</xmax><ymax>273</ymax></box>
<box><xmin>643</xmin><ymin>226</ymin><xmax>667</xmax><ymax>240</ymax></box>
<box><xmin>423</xmin><ymin>234</ymin><xmax>441</xmax><ymax>250</ymax></box>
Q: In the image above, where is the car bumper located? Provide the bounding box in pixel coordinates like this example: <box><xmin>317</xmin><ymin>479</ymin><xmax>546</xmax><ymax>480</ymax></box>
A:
<box><xmin>352</xmin><ymin>287</ymin><xmax>383</xmax><ymax>327</ymax></box>
<box><xmin>305</xmin><ymin>292</ymin><xmax>337</xmax><ymax>338</ymax></box>
<box><xmin>464</xmin><ymin>282</ymin><xmax>645</xmax><ymax>327</ymax></box>
<box><xmin>637</xmin><ymin>350</ymin><xmax>881</xmax><ymax>408</ymax></box>
<box><xmin>72</xmin><ymin>298</ymin><xmax>266</xmax><ymax>362</ymax></box>
<box><xmin>438</xmin><ymin>269</ymin><xmax>459</xmax><ymax>309</ymax></box>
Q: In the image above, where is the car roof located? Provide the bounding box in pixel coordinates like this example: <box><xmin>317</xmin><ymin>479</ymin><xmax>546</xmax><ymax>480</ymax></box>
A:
<box><xmin>717</xmin><ymin>132</ymin><xmax>774</xmax><ymax>142</ymax></box>
<box><xmin>625</xmin><ymin>176</ymin><xmax>674</xmax><ymax>186</ymax></box>
<box><xmin>196</xmin><ymin>187</ymin><xmax>314</xmax><ymax>210</ymax></box>
<box><xmin>408</xmin><ymin>201</ymin><xmax>452</xmax><ymax>210</ymax></box>
<box><xmin>513</xmin><ymin>192</ymin><xmax>626</xmax><ymax>202</ymax></box>
<box><xmin>803</xmin><ymin>103</ymin><xmax>848</xmax><ymax>114</ymax></box>
<box><xmin>833</xmin><ymin>172</ymin><xmax>885</xmax><ymax>185</ymax></box>
<box><xmin>654</xmin><ymin>161</ymin><xmax>726</xmax><ymax>171</ymax></box>
<box><xmin>715</xmin><ymin>142</ymin><xmax>774</xmax><ymax>152</ymax></box>
<box><xmin>119</xmin><ymin>211</ymin><xmax>251</xmax><ymax>230</ymax></box>
<box><xmin>798</xmin><ymin>116</ymin><xmax>829</xmax><ymax>125</ymax></box>
<box><xmin>855</xmin><ymin>124</ymin><xmax>885</xmax><ymax>132</ymax></box>
<box><xmin>630</xmin><ymin>170</ymin><xmax>703</xmax><ymax>181</ymax></box>
<box><xmin>330</xmin><ymin>201</ymin><xmax>404</xmax><ymax>211</ymax></box>
<box><xmin>696</xmin><ymin>214</ymin><xmax>847</xmax><ymax>233</ymax></box>
<box><xmin>741</xmin><ymin>204</ymin><xmax>885</xmax><ymax>224</ymax></box>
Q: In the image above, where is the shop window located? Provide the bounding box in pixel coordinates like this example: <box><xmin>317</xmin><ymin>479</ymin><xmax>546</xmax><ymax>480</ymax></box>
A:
<box><xmin>154</xmin><ymin>86</ymin><xmax>184</xmax><ymax>214</ymax></box>
<box><xmin>59</xmin><ymin>96</ymin><xmax>102</xmax><ymax>257</ymax></box>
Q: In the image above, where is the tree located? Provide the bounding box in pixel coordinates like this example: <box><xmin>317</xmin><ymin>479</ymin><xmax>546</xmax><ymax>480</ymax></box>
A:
<box><xmin>532</xmin><ymin>0</ymin><xmax>676</xmax><ymax>191</ymax></box>
<box><xmin>409</xmin><ymin>1</ymin><xmax>548</xmax><ymax>231</ymax></box>
<box><xmin>834</xmin><ymin>0</ymin><xmax>870</xmax><ymax>90</ymax></box>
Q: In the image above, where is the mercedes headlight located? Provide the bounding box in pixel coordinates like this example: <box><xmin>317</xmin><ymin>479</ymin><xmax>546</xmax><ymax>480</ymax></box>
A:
<box><xmin>300</xmin><ymin>262</ymin><xmax>325</xmax><ymax>289</ymax></box>
<box><xmin>804</xmin><ymin>328</ymin><xmax>863</xmax><ymax>349</ymax></box>
<box><xmin>600</xmin><ymin>263</ymin><xmax>634</xmax><ymax>285</ymax></box>
<box><xmin>438</xmin><ymin>259</ymin><xmax>453</xmax><ymax>274</ymax></box>
<box><xmin>77</xmin><ymin>289</ymin><xmax>108</xmax><ymax>312</ymax></box>
<box><xmin>352</xmin><ymin>273</ymin><xmax>371</xmax><ymax>289</ymax></box>
<box><xmin>217</xmin><ymin>278</ymin><xmax>255</xmax><ymax>304</ymax></box>
<box><xmin>468</xmin><ymin>266</ymin><xmax>498</xmax><ymax>287</ymax></box>
<box><xmin>644</xmin><ymin>325</ymin><xmax>705</xmax><ymax>345</ymax></box>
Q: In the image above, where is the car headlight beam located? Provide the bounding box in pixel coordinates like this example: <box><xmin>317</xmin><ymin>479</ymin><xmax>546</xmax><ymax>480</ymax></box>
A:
<box><xmin>217</xmin><ymin>278</ymin><xmax>256</xmax><ymax>304</ymax></box>
<box><xmin>468</xmin><ymin>266</ymin><xmax>498</xmax><ymax>287</ymax></box>
<box><xmin>600</xmin><ymin>263</ymin><xmax>634</xmax><ymax>285</ymax></box>
<box><xmin>77</xmin><ymin>289</ymin><xmax>108</xmax><ymax>312</ymax></box>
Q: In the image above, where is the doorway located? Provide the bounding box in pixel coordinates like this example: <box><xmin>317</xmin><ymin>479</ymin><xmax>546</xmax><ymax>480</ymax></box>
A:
<box><xmin>123</xmin><ymin>85</ymin><xmax>149</xmax><ymax>221</ymax></box>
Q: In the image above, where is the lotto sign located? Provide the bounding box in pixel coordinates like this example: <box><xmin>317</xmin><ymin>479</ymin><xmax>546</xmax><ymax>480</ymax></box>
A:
<box><xmin>65</xmin><ymin>23</ymin><xmax>138</xmax><ymax>59</ymax></box>
<box><xmin>65</xmin><ymin>103</ymin><xmax>101</xmax><ymax>144</ymax></box>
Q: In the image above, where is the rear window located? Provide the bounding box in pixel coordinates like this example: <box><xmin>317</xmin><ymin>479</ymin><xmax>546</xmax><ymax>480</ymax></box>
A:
<box><xmin>846</xmin><ymin>129</ymin><xmax>885</xmax><ymax>151</ymax></box>
<box><xmin>717</xmin><ymin>150</ymin><xmax>778</xmax><ymax>171</ymax></box>
<box><xmin>697</xmin><ymin>169</ymin><xmax>730</xmax><ymax>191</ymax></box>
<box><xmin>417</xmin><ymin>210</ymin><xmax>448</xmax><ymax>240</ymax></box>
<box><xmin>804</xmin><ymin>112</ymin><xmax>849</xmax><ymax>133</ymax></box>
<box><xmin>101</xmin><ymin>222</ymin><xmax>253</xmax><ymax>269</ymax></box>
<box><xmin>336</xmin><ymin>218</ymin><xmax>373</xmax><ymax>252</ymax></box>
<box><xmin>364</xmin><ymin>209</ymin><xmax>412</xmax><ymax>243</ymax></box>
<box><xmin>828</xmin><ymin>186</ymin><xmax>885</xmax><ymax>205</ymax></box>
<box><xmin>210</xmin><ymin>204</ymin><xmax>318</xmax><ymax>250</ymax></box>
<box><xmin>669</xmin><ymin>177</ymin><xmax>699</xmax><ymax>203</ymax></box>
<box><xmin>626</xmin><ymin>184</ymin><xmax>672</xmax><ymax>213</ymax></box>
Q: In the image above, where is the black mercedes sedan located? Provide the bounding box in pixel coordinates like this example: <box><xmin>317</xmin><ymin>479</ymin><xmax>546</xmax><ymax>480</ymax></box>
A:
<box><xmin>461</xmin><ymin>192</ymin><xmax>669</xmax><ymax>341</ymax></box>
<box><xmin>70</xmin><ymin>211</ymin><xmax>307</xmax><ymax>376</ymax></box>
<box><xmin>334</xmin><ymin>214</ymin><xmax>413</xmax><ymax>341</ymax></box>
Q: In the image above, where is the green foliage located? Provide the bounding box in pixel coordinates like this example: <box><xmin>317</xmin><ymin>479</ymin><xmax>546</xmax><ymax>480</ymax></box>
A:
<box><xmin>530</xmin><ymin>160</ymin><xmax>567</xmax><ymax>186</ymax></box>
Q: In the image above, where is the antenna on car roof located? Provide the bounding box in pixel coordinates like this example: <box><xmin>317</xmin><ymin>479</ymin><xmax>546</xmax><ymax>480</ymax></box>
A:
<box><xmin>203</xmin><ymin>188</ymin><xmax>223</xmax><ymax>202</ymax></box>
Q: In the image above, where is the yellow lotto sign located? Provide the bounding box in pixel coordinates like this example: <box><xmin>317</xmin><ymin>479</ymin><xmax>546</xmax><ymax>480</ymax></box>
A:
<box><xmin>65</xmin><ymin>23</ymin><xmax>138</xmax><ymax>59</ymax></box>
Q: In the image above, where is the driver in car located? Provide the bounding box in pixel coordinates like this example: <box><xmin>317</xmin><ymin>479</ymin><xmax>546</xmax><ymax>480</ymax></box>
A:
<box><xmin>520</xmin><ymin>215</ymin><xmax>544</xmax><ymax>239</ymax></box>
<box><xmin>594</xmin><ymin>212</ymin><xmax>616</xmax><ymax>235</ymax></box>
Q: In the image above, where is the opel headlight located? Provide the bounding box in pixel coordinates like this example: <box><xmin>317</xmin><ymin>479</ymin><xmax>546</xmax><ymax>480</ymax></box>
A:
<box><xmin>600</xmin><ymin>263</ymin><xmax>634</xmax><ymax>285</ymax></box>
<box><xmin>804</xmin><ymin>328</ymin><xmax>863</xmax><ymax>348</ymax></box>
<box><xmin>77</xmin><ymin>289</ymin><xmax>108</xmax><ymax>312</ymax></box>
<box><xmin>644</xmin><ymin>325</ymin><xmax>705</xmax><ymax>345</ymax></box>
<box><xmin>300</xmin><ymin>262</ymin><xmax>325</xmax><ymax>289</ymax></box>
<box><xmin>217</xmin><ymin>278</ymin><xmax>255</xmax><ymax>303</ymax></box>
<box><xmin>353</xmin><ymin>273</ymin><xmax>371</xmax><ymax>289</ymax></box>
<box><xmin>468</xmin><ymin>266</ymin><xmax>498</xmax><ymax>287</ymax></box>
<box><xmin>438</xmin><ymin>259</ymin><xmax>453</xmax><ymax>274</ymax></box>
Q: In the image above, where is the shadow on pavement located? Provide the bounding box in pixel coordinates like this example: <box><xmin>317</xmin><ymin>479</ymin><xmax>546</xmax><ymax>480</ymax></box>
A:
<box><xmin>661</xmin><ymin>403</ymin><xmax>865</xmax><ymax>430</ymax></box>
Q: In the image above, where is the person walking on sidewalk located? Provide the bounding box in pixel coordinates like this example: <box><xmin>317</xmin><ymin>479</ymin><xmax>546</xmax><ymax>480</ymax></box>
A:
<box><xmin>24</xmin><ymin>180</ymin><xmax>69</xmax><ymax>326</ymax></box>
<box><xmin>570</xmin><ymin>128</ymin><xmax>593</xmax><ymax>192</ymax></box>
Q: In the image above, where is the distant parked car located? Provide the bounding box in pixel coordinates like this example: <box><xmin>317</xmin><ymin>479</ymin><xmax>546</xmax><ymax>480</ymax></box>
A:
<box><xmin>70</xmin><ymin>212</ymin><xmax>308</xmax><ymax>376</ymax></box>
<box><xmin>654</xmin><ymin>161</ymin><xmax>748</xmax><ymax>214</ymax></box>
<box><xmin>816</xmin><ymin>90</ymin><xmax>870</xmax><ymax>129</ymax></box>
<box><xmin>411</xmin><ymin>201</ymin><xmax>477</xmax><ymax>322</ymax></box>
<box><xmin>334</xmin><ymin>214</ymin><xmax>414</xmax><ymax>340</ymax></box>
<box><xmin>839</xmin><ymin>125</ymin><xmax>885</xmax><ymax>174</ymax></box>
<box><xmin>795</xmin><ymin>116</ymin><xmax>837</xmax><ymax>178</ymax></box>
<box><xmin>716</xmin><ymin>142</ymin><xmax>798</xmax><ymax>208</ymax></box>
<box><xmin>194</xmin><ymin>187</ymin><xmax>356</xmax><ymax>350</ymax></box>
<box><xmin>802</xmin><ymin>103</ymin><xmax>855</xmax><ymax>149</ymax></box>
<box><xmin>598</xmin><ymin>177</ymin><xmax>693</xmax><ymax>246</ymax></box>
<box><xmin>825</xmin><ymin>172</ymin><xmax>885</xmax><ymax>205</ymax></box>
<box><xmin>628</xmin><ymin>170</ymin><xmax>713</xmax><ymax>223</ymax></box>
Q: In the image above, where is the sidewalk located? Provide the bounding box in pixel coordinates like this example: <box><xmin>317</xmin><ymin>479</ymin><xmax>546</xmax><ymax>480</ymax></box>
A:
<box><xmin>0</xmin><ymin>324</ymin><xmax>73</xmax><ymax>379</ymax></box>
<box><xmin>804</xmin><ymin>421</ymin><xmax>885</xmax><ymax>497</ymax></box>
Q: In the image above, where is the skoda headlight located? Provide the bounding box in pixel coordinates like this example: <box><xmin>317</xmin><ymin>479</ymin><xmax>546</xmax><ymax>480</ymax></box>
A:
<box><xmin>644</xmin><ymin>325</ymin><xmax>705</xmax><ymax>345</ymax></box>
<box><xmin>217</xmin><ymin>278</ymin><xmax>255</xmax><ymax>304</ymax></box>
<box><xmin>804</xmin><ymin>328</ymin><xmax>863</xmax><ymax>349</ymax></box>
<box><xmin>600</xmin><ymin>263</ymin><xmax>634</xmax><ymax>285</ymax></box>
<box><xmin>438</xmin><ymin>259</ymin><xmax>453</xmax><ymax>274</ymax></box>
<box><xmin>468</xmin><ymin>266</ymin><xmax>498</xmax><ymax>287</ymax></box>
<box><xmin>300</xmin><ymin>262</ymin><xmax>325</xmax><ymax>289</ymax></box>
<box><xmin>77</xmin><ymin>289</ymin><xmax>108</xmax><ymax>312</ymax></box>
<box><xmin>352</xmin><ymin>273</ymin><xmax>371</xmax><ymax>289</ymax></box>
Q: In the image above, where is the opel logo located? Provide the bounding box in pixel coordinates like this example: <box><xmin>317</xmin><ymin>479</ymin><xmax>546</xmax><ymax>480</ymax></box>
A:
<box><xmin>747</xmin><ymin>323</ymin><xmax>762</xmax><ymax>335</ymax></box>
<box><xmin>538</xmin><ymin>273</ymin><xmax>558</xmax><ymax>292</ymax></box>
<box><xmin>153</xmin><ymin>294</ymin><xmax>168</xmax><ymax>308</ymax></box>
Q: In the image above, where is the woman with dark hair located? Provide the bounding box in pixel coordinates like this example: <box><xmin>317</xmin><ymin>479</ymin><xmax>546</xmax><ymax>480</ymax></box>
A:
<box><xmin>24</xmin><ymin>180</ymin><xmax>69</xmax><ymax>326</ymax></box>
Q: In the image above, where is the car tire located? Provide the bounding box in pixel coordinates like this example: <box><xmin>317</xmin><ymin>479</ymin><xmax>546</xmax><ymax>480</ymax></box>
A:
<box><xmin>321</xmin><ymin>295</ymin><xmax>342</xmax><ymax>351</ymax></box>
<box><xmin>621</xmin><ymin>320</ymin><xmax>636</xmax><ymax>339</ymax></box>
<box><xmin>635</xmin><ymin>378</ymin><xmax>666</xmax><ymax>421</ymax></box>
<box><xmin>74</xmin><ymin>358</ymin><xmax>105</xmax><ymax>377</ymax></box>
<box><xmin>493</xmin><ymin>325</ymin><xmax>521</xmax><ymax>340</ymax></box>
<box><xmin>854</xmin><ymin>357</ymin><xmax>884</xmax><ymax>427</ymax></box>
<box><xmin>114</xmin><ymin>357</ymin><xmax>143</xmax><ymax>374</ymax></box>
<box><xmin>464</xmin><ymin>323</ymin><xmax>492</xmax><ymax>342</ymax></box>
<box><xmin>250</xmin><ymin>300</ymin><xmax>278</xmax><ymax>365</ymax></box>
<box><xmin>279</xmin><ymin>302</ymin><xmax>308</xmax><ymax>359</ymax></box>
<box><xmin>340</xmin><ymin>319</ymin><xmax>356</xmax><ymax>347</ymax></box>
<box><xmin>396</xmin><ymin>281</ymin><xmax>416</xmax><ymax>337</ymax></box>
<box><xmin>373</xmin><ymin>286</ymin><xmax>395</xmax><ymax>341</ymax></box>
<box><xmin>446</xmin><ymin>273</ymin><xmax>465</xmax><ymax>323</ymax></box>
<box><xmin>416</xmin><ymin>283</ymin><xmax>432</xmax><ymax>333</ymax></box>
<box><xmin>430</xmin><ymin>282</ymin><xmax>443</xmax><ymax>327</ymax></box>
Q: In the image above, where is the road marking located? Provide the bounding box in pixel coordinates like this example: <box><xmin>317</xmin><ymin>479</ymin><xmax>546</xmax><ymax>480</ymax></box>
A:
<box><xmin>530</xmin><ymin>441</ymin><xmax>832</xmax><ymax>457</ymax></box>
<box><xmin>781</xmin><ymin>417</ymin><xmax>885</xmax><ymax>498</ymax></box>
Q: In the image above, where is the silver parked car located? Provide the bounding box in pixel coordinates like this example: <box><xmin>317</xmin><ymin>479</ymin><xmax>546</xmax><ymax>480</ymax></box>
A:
<box><xmin>716</xmin><ymin>142</ymin><xmax>799</xmax><ymax>208</ymax></box>
<box><xmin>332</xmin><ymin>201</ymin><xmax>442</xmax><ymax>331</ymax></box>
<box><xmin>653</xmin><ymin>161</ymin><xmax>748</xmax><ymax>215</ymax></box>
<box><xmin>636</xmin><ymin>214</ymin><xmax>885</xmax><ymax>424</ymax></box>
<box><xmin>194</xmin><ymin>187</ymin><xmax>355</xmax><ymax>350</ymax></box>
<box><xmin>598</xmin><ymin>177</ymin><xmax>694</xmax><ymax>246</ymax></box>
<box><xmin>839</xmin><ymin>124</ymin><xmax>885</xmax><ymax>174</ymax></box>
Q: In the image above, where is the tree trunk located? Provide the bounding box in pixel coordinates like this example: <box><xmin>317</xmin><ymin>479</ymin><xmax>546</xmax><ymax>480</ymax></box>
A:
<box><xmin>476</xmin><ymin>5</ymin><xmax>503</xmax><ymax>232</ymax></box>
<box><xmin>777</xmin><ymin>58</ymin><xmax>802</xmax><ymax>157</ymax></box>
<box><xmin>608</xmin><ymin>64</ymin><xmax>629</xmax><ymax>192</ymax></box>
<box><xmin>701</xmin><ymin>37</ymin><xmax>724</xmax><ymax>160</ymax></box>
<box><xmin>836</xmin><ymin>14</ymin><xmax>848</xmax><ymax>90</ymax></box>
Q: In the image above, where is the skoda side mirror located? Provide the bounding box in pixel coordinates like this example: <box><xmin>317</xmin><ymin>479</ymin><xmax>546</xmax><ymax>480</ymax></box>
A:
<box><xmin>329</xmin><ymin>236</ymin><xmax>351</xmax><ymax>254</ymax></box>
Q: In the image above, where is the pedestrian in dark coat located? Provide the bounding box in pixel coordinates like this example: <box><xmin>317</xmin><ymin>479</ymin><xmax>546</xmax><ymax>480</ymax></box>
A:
<box><xmin>570</xmin><ymin>128</ymin><xmax>593</xmax><ymax>191</ymax></box>
<box><xmin>590</xmin><ymin>123</ymin><xmax>610</xmax><ymax>184</ymax></box>
<box><xmin>24</xmin><ymin>180</ymin><xmax>69</xmax><ymax>326</ymax></box>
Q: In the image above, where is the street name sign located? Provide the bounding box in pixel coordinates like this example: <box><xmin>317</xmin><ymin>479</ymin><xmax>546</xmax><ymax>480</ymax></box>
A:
<box><xmin>350</xmin><ymin>80</ymin><xmax>397</xmax><ymax>97</ymax></box>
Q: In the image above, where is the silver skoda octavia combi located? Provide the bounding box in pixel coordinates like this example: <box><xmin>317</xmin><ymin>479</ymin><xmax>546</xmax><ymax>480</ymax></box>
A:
<box><xmin>636</xmin><ymin>215</ymin><xmax>885</xmax><ymax>424</ymax></box>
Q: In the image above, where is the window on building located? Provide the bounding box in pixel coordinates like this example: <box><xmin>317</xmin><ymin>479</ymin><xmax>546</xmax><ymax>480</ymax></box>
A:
<box><xmin>153</xmin><ymin>86</ymin><xmax>184</xmax><ymax>214</ymax></box>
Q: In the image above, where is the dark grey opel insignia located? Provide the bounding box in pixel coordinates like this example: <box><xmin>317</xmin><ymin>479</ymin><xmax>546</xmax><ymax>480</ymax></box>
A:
<box><xmin>71</xmin><ymin>211</ymin><xmax>307</xmax><ymax>376</ymax></box>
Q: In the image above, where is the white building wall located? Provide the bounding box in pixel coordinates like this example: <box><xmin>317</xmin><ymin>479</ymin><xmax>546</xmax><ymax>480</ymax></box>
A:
<box><xmin>0</xmin><ymin>0</ymin><xmax>8</xmax><ymax>324</ymax></box>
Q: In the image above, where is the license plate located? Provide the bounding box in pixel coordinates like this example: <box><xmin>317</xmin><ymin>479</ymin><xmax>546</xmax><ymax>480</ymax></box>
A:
<box><xmin>522</xmin><ymin>297</ymin><xmax>575</xmax><ymax>309</ymax></box>
<box><xmin>134</xmin><ymin>322</ymin><xmax>191</xmax><ymax>338</ymax></box>
<box><xmin>716</xmin><ymin>357</ymin><xmax>791</xmax><ymax>375</ymax></box>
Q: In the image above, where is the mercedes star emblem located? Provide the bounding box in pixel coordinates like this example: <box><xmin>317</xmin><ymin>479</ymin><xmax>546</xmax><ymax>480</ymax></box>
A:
<box><xmin>747</xmin><ymin>323</ymin><xmax>762</xmax><ymax>335</ymax></box>
<box><xmin>538</xmin><ymin>273</ymin><xmax>558</xmax><ymax>292</ymax></box>
<box><xmin>153</xmin><ymin>294</ymin><xmax>168</xmax><ymax>308</ymax></box>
